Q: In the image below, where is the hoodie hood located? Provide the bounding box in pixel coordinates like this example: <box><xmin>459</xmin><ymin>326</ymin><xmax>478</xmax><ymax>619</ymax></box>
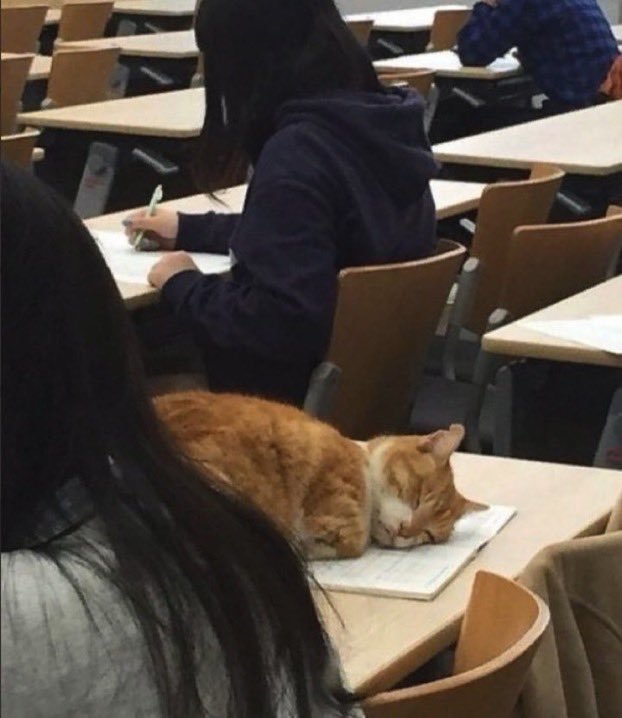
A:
<box><xmin>276</xmin><ymin>87</ymin><xmax>439</xmax><ymax>205</ymax></box>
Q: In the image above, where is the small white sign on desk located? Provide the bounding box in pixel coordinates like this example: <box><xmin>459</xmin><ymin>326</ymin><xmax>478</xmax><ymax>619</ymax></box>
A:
<box><xmin>93</xmin><ymin>231</ymin><xmax>231</xmax><ymax>285</ymax></box>
<box><xmin>312</xmin><ymin>504</ymin><xmax>516</xmax><ymax>601</ymax></box>
<box><xmin>522</xmin><ymin>315</ymin><xmax>622</xmax><ymax>355</ymax></box>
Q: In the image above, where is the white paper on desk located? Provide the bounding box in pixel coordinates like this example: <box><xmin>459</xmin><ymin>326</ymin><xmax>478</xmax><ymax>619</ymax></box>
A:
<box><xmin>521</xmin><ymin>315</ymin><xmax>622</xmax><ymax>355</ymax></box>
<box><xmin>311</xmin><ymin>504</ymin><xmax>516</xmax><ymax>601</ymax></box>
<box><xmin>93</xmin><ymin>231</ymin><xmax>231</xmax><ymax>286</ymax></box>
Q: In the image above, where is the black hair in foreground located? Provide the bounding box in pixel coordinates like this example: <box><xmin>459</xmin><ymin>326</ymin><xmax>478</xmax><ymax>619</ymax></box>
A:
<box><xmin>0</xmin><ymin>161</ymin><xmax>353</xmax><ymax>717</ymax></box>
<box><xmin>194</xmin><ymin>0</ymin><xmax>382</xmax><ymax>190</ymax></box>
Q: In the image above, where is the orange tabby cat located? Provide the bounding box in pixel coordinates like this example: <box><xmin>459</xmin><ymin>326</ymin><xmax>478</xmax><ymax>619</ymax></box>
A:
<box><xmin>154</xmin><ymin>391</ymin><xmax>485</xmax><ymax>559</ymax></box>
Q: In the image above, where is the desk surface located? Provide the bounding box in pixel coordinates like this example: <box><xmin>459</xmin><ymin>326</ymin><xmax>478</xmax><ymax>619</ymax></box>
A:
<box><xmin>612</xmin><ymin>24</ymin><xmax>622</xmax><ymax>42</ymax></box>
<box><xmin>346</xmin><ymin>4</ymin><xmax>467</xmax><ymax>32</ymax></box>
<box><xmin>86</xmin><ymin>179</ymin><xmax>485</xmax><ymax>307</ymax></box>
<box><xmin>113</xmin><ymin>0</ymin><xmax>195</xmax><ymax>16</ymax></box>
<box><xmin>59</xmin><ymin>29</ymin><xmax>198</xmax><ymax>58</ymax></box>
<box><xmin>434</xmin><ymin>101</ymin><xmax>622</xmax><ymax>176</ymax></box>
<box><xmin>376</xmin><ymin>50</ymin><xmax>521</xmax><ymax>80</ymax></box>
<box><xmin>482</xmin><ymin>276</ymin><xmax>622</xmax><ymax>368</ymax></box>
<box><xmin>28</xmin><ymin>54</ymin><xmax>51</xmax><ymax>81</ymax></box>
<box><xmin>18</xmin><ymin>87</ymin><xmax>204</xmax><ymax>137</ymax></box>
<box><xmin>320</xmin><ymin>452</ymin><xmax>622</xmax><ymax>695</ymax></box>
<box><xmin>44</xmin><ymin>8</ymin><xmax>60</xmax><ymax>25</ymax></box>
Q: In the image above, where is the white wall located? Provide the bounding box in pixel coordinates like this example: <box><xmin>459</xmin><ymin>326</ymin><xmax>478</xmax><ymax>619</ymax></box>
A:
<box><xmin>338</xmin><ymin>0</ymin><xmax>621</xmax><ymax>23</ymax></box>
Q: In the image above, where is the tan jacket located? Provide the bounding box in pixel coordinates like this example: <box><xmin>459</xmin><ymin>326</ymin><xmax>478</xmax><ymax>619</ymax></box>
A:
<box><xmin>515</xmin><ymin>501</ymin><xmax>622</xmax><ymax>718</ymax></box>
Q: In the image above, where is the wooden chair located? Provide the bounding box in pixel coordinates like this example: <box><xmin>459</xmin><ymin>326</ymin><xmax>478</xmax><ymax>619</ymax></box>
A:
<box><xmin>378</xmin><ymin>69</ymin><xmax>435</xmax><ymax>98</ymax></box>
<box><xmin>347</xmin><ymin>19</ymin><xmax>374</xmax><ymax>47</ymax></box>
<box><xmin>43</xmin><ymin>46</ymin><xmax>121</xmax><ymax>107</ymax></box>
<box><xmin>316</xmin><ymin>239</ymin><xmax>465</xmax><ymax>440</ymax></box>
<box><xmin>466</xmin><ymin>165</ymin><xmax>565</xmax><ymax>336</ymax></box>
<box><xmin>1</xmin><ymin>5</ymin><xmax>48</xmax><ymax>53</ymax></box>
<box><xmin>57</xmin><ymin>1</ymin><xmax>113</xmax><ymax>42</ymax></box>
<box><xmin>499</xmin><ymin>211</ymin><xmax>622</xmax><ymax>322</ymax></box>
<box><xmin>363</xmin><ymin>571</ymin><xmax>549</xmax><ymax>718</ymax></box>
<box><xmin>427</xmin><ymin>8</ymin><xmax>471</xmax><ymax>51</ymax></box>
<box><xmin>1</xmin><ymin>129</ymin><xmax>41</xmax><ymax>167</ymax></box>
<box><xmin>1</xmin><ymin>53</ymin><xmax>34</xmax><ymax>135</ymax></box>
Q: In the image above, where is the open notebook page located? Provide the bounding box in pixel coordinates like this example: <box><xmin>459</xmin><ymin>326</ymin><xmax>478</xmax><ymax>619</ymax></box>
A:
<box><xmin>311</xmin><ymin>504</ymin><xmax>516</xmax><ymax>600</ymax></box>
<box><xmin>93</xmin><ymin>231</ymin><xmax>231</xmax><ymax>285</ymax></box>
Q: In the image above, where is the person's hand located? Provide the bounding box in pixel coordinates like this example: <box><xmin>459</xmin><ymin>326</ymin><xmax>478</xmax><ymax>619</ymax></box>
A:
<box><xmin>123</xmin><ymin>207</ymin><xmax>179</xmax><ymax>250</ymax></box>
<box><xmin>148</xmin><ymin>251</ymin><xmax>199</xmax><ymax>288</ymax></box>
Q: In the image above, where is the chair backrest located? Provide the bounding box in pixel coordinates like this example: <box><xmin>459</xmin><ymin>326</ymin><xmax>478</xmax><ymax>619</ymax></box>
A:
<box><xmin>45</xmin><ymin>46</ymin><xmax>121</xmax><ymax>107</ymax></box>
<box><xmin>378</xmin><ymin>69</ymin><xmax>435</xmax><ymax>98</ymax></box>
<box><xmin>1</xmin><ymin>5</ymin><xmax>47</xmax><ymax>53</ymax></box>
<box><xmin>363</xmin><ymin>571</ymin><xmax>549</xmax><ymax>718</ymax></box>
<box><xmin>499</xmin><ymin>212</ymin><xmax>622</xmax><ymax>321</ymax></box>
<box><xmin>1</xmin><ymin>53</ymin><xmax>34</xmax><ymax>135</ymax></box>
<box><xmin>326</xmin><ymin>239</ymin><xmax>465</xmax><ymax>440</ymax></box>
<box><xmin>428</xmin><ymin>8</ymin><xmax>471</xmax><ymax>51</ymax></box>
<box><xmin>58</xmin><ymin>1</ymin><xmax>113</xmax><ymax>42</ymax></box>
<box><xmin>347</xmin><ymin>19</ymin><xmax>374</xmax><ymax>46</ymax></box>
<box><xmin>466</xmin><ymin>164</ymin><xmax>564</xmax><ymax>335</ymax></box>
<box><xmin>0</xmin><ymin>129</ymin><xmax>41</xmax><ymax>168</ymax></box>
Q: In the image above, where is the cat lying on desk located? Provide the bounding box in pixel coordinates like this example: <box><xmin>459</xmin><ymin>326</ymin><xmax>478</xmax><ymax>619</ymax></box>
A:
<box><xmin>155</xmin><ymin>391</ymin><xmax>486</xmax><ymax>559</ymax></box>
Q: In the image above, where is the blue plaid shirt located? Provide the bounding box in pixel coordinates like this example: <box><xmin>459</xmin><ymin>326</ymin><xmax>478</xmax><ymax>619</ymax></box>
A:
<box><xmin>457</xmin><ymin>0</ymin><xmax>620</xmax><ymax>107</ymax></box>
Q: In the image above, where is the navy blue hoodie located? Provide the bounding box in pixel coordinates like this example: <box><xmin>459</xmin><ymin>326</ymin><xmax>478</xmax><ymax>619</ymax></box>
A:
<box><xmin>162</xmin><ymin>87</ymin><xmax>438</xmax><ymax>404</ymax></box>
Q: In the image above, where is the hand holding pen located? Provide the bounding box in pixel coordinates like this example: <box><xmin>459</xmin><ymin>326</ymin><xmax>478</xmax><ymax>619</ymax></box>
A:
<box><xmin>123</xmin><ymin>185</ymin><xmax>179</xmax><ymax>251</ymax></box>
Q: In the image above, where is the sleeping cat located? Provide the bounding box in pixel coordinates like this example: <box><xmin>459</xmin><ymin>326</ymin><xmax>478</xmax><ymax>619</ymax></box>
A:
<box><xmin>154</xmin><ymin>391</ymin><xmax>485</xmax><ymax>559</ymax></box>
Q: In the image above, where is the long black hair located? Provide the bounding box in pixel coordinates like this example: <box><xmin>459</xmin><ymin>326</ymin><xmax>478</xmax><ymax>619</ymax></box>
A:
<box><xmin>194</xmin><ymin>0</ymin><xmax>382</xmax><ymax>189</ymax></box>
<box><xmin>0</xmin><ymin>162</ymin><xmax>353</xmax><ymax>717</ymax></box>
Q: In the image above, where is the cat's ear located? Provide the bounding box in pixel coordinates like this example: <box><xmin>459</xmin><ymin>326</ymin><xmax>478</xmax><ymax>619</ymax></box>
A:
<box><xmin>419</xmin><ymin>424</ymin><xmax>465</xmax><ymax>464</ymax></box>
<box><xmin>454</xmin><ymin>492</ymin><xmax>488</xmax><ymax>516</ymax></box>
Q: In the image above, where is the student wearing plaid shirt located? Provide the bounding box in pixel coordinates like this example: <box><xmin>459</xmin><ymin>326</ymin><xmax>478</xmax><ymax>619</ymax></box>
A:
<box><xmin>458</xmin><ymin>0</ymin><xmax>620</xmax><ymax>110</ymax></box>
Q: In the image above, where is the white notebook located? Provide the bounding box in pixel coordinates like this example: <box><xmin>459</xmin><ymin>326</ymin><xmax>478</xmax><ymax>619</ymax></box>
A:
<box><xmin>311</xmin><ymin>504</ymin><xmax>516</xmax><ymax>601</ymax></box>
<box><xmin>93</xmin><ymin>230</ymin><xmax>231</xmax><ymax>285</ymax></box>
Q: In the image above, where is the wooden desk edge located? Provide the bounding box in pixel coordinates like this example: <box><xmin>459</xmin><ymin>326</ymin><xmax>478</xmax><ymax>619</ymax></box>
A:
<box><xmin>435</xmin><ymin>194</ymin><xmax>481</xmax><ymax>219</ymax></box>
<box><xmin>481</xmin><ymin>333</ymin><xmax>622</xmax><ymax>368</ymax></box>
<box><xmin>434</xmin><ymin>151</ymin><xmax>621</xmax><ymax>177</ymax></box>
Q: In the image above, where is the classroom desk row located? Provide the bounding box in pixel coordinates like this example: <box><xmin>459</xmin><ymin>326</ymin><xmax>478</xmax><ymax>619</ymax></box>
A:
<box><xmin>44</xmin><ymin>0</ymin><xmax>197</xmax><ymax>26</ymax></box>
<box><xmin>19</xmin><ymin>92</ymin><xmax>622</xmax><ymax>177</ymax></box>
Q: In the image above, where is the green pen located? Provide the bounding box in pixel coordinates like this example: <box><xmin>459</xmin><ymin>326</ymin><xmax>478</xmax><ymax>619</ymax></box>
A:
<box><xmin>132</xmin><ymin>184</ymin><xmax>163</xmax><ymax>251</ymax></box>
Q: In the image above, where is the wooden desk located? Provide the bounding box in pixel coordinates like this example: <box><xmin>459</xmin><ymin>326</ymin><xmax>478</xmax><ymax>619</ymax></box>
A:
<box><xmin>86</xmin><ymin>179</ymin><xmax>485</xmax><ymax>307</ymax></box>
<box><xmin>434</xmin><ymin>101</ymin><xmax>622</xmax><ymax>176</ymax></box>
<box><xmin>321</xmin><ymin>452</ymin><xmax>622</xmax><ymax>694</ymax></box>
<box><xmin>44</xmin><ymin>8</ymin><xmax>61</xmax><ymax>26</ymax></box>
<box><xmin>346</xmin><ymin>5</ymin><xmax>467</xmax><ymax>33</ymax></box>
<box><xmin>59</xmin><ymin>30</ymin><xmax>198</xmax><ymax>59</ymax></box>
<box><xmin>482</xmin><ymin>276</ymin><xmax>622</xmax><ymax>368</ymax></box>
<box><xmin>28</xmin><ymin>54</ymin><xmax>51</xmax><ymax>81</ymax></box>
<box><xmin>17</xmin><ymin>87</ymin><xmax>204</xmax><ymax>138</ymax></box>
<box><xmin>375</xmin><ymin>50</ymin><xmax>521</xmax><ymax>80</ymax></box>
<box><xmin>113</xmin><ymin>0</ymin><xmax>195</xmax><ymax>17</ymax></box>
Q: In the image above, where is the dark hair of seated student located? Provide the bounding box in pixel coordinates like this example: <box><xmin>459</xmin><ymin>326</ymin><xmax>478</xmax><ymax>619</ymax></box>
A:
<box><xmin>0</xmin><ymin>162</ymin><xmax>355</xmax><ymax>717</ymax></box>
<box><xmin>146</xmin><ymin>0</ymin><xmax>438</xmax><ymax>407</ymax></box>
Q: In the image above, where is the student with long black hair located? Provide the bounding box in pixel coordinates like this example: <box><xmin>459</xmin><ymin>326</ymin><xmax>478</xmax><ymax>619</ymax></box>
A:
<box><xmin>125</xmin><ymin>0</ymin><xmax>438</xmax><ymax>405</ymax></box>
<box><xmin>1</xmin><ymin>162</ymin><xmax>355</xmax><ymax>717</ymax></box>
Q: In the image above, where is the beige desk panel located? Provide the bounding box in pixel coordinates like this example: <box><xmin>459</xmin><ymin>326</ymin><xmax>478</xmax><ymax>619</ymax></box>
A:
<box><xmin>376</xmin><ymin>50</ymin><xmax>521</xmax><ymax>79</ymax></box>
<box><xmin>59</xmin><ymin>30</ymin><xmax>198</xmax><ymax>59</ymax></box>
<box><xmin>87</xmin><ymin>180</ymin><xmax>484</xmax><ymax>307</ymax></box>
<box><xmin>346</xmin><ymin>5</ymin><xmax>467</xmax><ymax>32</ymax></box>
<box><xmin>44</xmin><ymin>8</ymin><xmax>61</xmax><ymax>25</ymax></box>
<box><xmin>434</xmin><ymin>101</ymin><xmax>622</xmax><ymax>176</ymax></box>
<box><xmin>28</xmin><ymin>54</ymin><xmax>51</xmax><ymax>81</ymax></box>
<box><xmin>18</xmin><ymin>87</ymin><xmax>204</xmax><ymax>137</ymax></box>
<box><xmin>321</xmin><ymin>452</ymin><xmax>622</xmax><ymax>695</ymax></box>
<box><xmin>113</xmin><ymin>0</ymin><xmax>195</xmax><ymax>17</ymax></box>
<box><xmin>482</xmin><ymin>276</ymin><xmax>622</xmax><ymax>368</ymax></box>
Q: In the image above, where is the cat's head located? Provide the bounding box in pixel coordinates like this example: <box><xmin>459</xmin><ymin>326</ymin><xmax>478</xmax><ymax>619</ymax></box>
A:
<box><xmin>363</xmin><ymin>424</ymin><xmax>486</xmax><ymax>549</ymax></box>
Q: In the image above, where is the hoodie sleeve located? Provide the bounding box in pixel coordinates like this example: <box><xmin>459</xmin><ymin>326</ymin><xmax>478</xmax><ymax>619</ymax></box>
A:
<box><xmin>458</xmin><ymin>0</ymin><xmax>527</xmax><ymax>67</ymax></box>
<box><xmin>176</xmin><ymin>211</ymin><xmax>240</xmax><ymax>254</ymax></box>
<box><xmin>161</xmin><ymin>177</ymin><xmax>338</xmax><ymax>363</ymax></box>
